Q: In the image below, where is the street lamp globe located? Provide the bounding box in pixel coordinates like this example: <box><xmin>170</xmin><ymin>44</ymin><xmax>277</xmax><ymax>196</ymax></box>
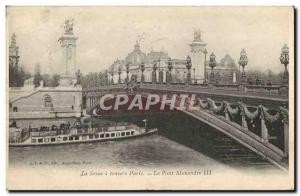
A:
<box><xmin>280</xmin><ymin>44</ymin><xmax>289</xmax><ymax>86</ymax></box>
<box><xmin>168</xmin><ymin>58</ymin><xmax>173</xmax><ymax>71</ymax></box>
<box><xmin>140</xmin><ymin>62</ymin><xmax>145</xmax><ymax>72</ymax></box>
<box><xmin>209</xmin><ymin>52</ymin><xmax>216</xmax><ymax>69</ymax></box>
<box><xmin>153</xmin><ymin>60</ymin><xmax>157</xmax><ymax>71</ymax></box>
<box><xmin>239</xmin><ymin>49</ymin><xmax>248</xmax><ymax>84</ymax></box>
<box><xmin>281</xmin><ymin>44</ymin><xmax>289</xmax><ymax>55</ymax></box>
<box><xmin>186</xmin><ymin>56</ymin><xmax>192</xmax><ymax>84</ymax></box>
<box><xmin>126</xmin><ymin>62</ymin><xmax>130</xmax><ymax>71</ymax></box>
<box><xmin>209</xmin><ymin>52</ymin><xmax>217</xmax><ymax>84</ymax></box>
<box><xmin>118</xmin><ymin>66</ymin><xmax>122</xmax><ymax>84</ymax></box>
<box><xmin>186</xmin><ymin>56</ymin><xmax>192</xmax><ymax>68</ymax></box>
<box><xmin>118</xmin><ymin>66</ymin><xmax>122</xmax><ymax>75</ymax></box>
<box><xmin>280</xmin><ymin>44</ymin><xmax>289</xmax><ymax>65</ymax></box>
<box><xmin>239</xmin><ymin>49</ymin><xmax>248</xmax><ymax>67</ymax></box>
<box><xmin>110</xmin><ymin>67</ymin><xmax>114</xmax><ymax>84</ymax></box>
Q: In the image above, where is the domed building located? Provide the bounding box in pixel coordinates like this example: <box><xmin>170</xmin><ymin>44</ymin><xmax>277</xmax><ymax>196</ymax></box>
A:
<box><xmin>107</xmin><ymin>30</ymin><xmax>238</xmax><ymax>85</ymax></box>
<box><xmin>125</xmin><ymin>41</ymin><xmax>147</xmax><ymax>65</ymax></box>
<box><xmin>108</xmin><ymin>41</ymin><xmax>188</xmax><ymax>84</ymax></box>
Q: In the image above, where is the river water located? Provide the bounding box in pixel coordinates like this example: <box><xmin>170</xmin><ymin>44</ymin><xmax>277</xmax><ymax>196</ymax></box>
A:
<box><xmin>10</xmin><ymin>134</ymin><xmax>227</xmax><ymax>170</ymax></box>
<box><xmin>9</xmin><ymin>114</ymin><xmax>281</xmax><ymax>174</ymax></box>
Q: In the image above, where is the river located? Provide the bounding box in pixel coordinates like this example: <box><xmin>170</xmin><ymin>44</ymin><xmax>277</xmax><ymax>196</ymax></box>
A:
<box><xmin>9</xmin><ymin>113</ymin><xmax>281</xmax><ymax>174</ymax></box>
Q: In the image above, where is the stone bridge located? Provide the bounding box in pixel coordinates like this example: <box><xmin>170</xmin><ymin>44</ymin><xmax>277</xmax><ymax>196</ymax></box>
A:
<box><xmin>83</xmin><ymin>83</ymin><xmax>289</xmax><ymax>169</ymax></box>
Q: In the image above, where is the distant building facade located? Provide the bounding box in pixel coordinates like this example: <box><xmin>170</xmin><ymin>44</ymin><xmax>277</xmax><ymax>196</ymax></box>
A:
<box><xmin>206</xmin><ymin>54</ymin><xmax>239</xmax><ymax>84</ymax></box>
<box><xmin>107</xmin><ymin>29</ymin><xmax>239</xmax><ymax>84</ymax></box>
<box><xmin>108</xmin><ymin>41</ymin><xmax>189</xmax><ymax>84</ymax></box>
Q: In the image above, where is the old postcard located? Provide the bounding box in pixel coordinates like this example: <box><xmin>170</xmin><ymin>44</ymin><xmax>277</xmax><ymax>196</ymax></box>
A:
<box><xmin>6</xmin><ymin>6</ymin><xmax>294</xmax><ymax>190</ymax></box>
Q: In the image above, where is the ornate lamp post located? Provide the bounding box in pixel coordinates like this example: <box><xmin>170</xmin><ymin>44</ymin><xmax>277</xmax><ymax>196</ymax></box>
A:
<box><xmin>89</xmin><ymin>73</ymin><xmax>93</xmax><ymax>87</ymax></box>
<box><xmin>193</xmin><ymin>67</ymin><xmax>196</xmax><ymax>83</ymax></box>
<box><xmin>99</xmin><ymin>72</ymin><xmax>103</xmax><ymax>86</ymax></box>
<box><xmin>125</xmin><ymin>62</ymin><xmax>130</xmax><ymax>83</ymax></box>
<box><xmin>167</xmin><ymin>58</ymin><xmax>173</xmax><ymax>84</ymax></box>
<box><xmin>158</xmin><ymin>59</ymin><xmax>163</xmax><ymax>84</ymax></box>
<box><xmin>255</xmin><ymin>73</ymin><xmax>260</xmax><ymax>85</ymax></box>
<box><xmin>186</xmin><ymin>55</ymin><xmax>192</xmax><ymax>85</ymax></box>
<box><xmin>86</xmin><ymin>75</ymin><xmax>90</xmax><ymax>88</ymax></box>
<box><xmin>92</xmin><ymin>73</ymin><xmax>99</xmax><ymax>87</ymax></box>
<box><xmin>208</xmin><ymin>52</ymin><xmax>216</xmax><ymax>84</ymax></box>
<box><xmin>140</xmin><ymin>62</ymin><xmax>145</xmax><ymax>83</ymax></box>
<box><xmin>238</xmin><ymin>49</ymin><xmax>248</xmax><ymax>85</ymax></box>
<box><xmin>95</xmin><ymin>73</ymin><xmax>99</xmax><ymax>87</ymax></box>
<box><xmin>104</xmin><ymin>70</ymin><xmax>109</xmax><ymax>85</ymax></box>
<box><xmin>203</xmin><ymin>48</ymin><xmax>208</xmax><ymax>84</ymax></box>
<box><xmin>111</xmin><ymin>67</ymin><xmax>114</xmax><ymax>84</ymax></box>
<box><xmin>118</xmin><ymin>66</ymin><xmax>122</xmax><ymax>84</ymax></box>
<box><xmin>280</xmin><ymin>44</ymin><xmax>289</xmax><ymax>86</ymax></box>
<box><xmin>152</xmin><ymin>61</ymin><xmax>158</xmax><ymax>84</ymax></box>
<box><xmin>267</xmin><ymin>70</ymin><xmax>272</xmax><ymax>86</ymax></box>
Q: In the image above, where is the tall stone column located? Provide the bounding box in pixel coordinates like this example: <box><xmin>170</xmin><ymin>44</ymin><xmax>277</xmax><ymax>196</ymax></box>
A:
<box><xmin>58</xmin><ymin>19</ymin><xmax>78</xmax><ymax>76</ymax></box>
<box><xmin>189</xmin><ymin>29</ymin><xmax>206</xmax><ymax>81</ymax></box>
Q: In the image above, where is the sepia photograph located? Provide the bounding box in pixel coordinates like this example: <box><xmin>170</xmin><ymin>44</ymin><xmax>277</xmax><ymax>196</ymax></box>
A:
<box><xmin>6</xmin><ymin>6</ymin><xmax>294</xmax><ymax>191</ymax></box>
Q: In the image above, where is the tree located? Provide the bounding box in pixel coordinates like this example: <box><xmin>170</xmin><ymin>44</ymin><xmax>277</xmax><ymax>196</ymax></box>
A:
<box><xmin>42</xmin><ymin>74</ymin><xmax>51</xmax><ymax>87</ymax></box>
<box><xmin>9</xmin><ymin>63</ymin><xmax>32</xmax><ymax>87</ymax></box>
<box><xmin>52</xmin><ymin>74</ymin><xmax>60</xmax><ymax>87</ymax></box>
<box><xmin>12</xmin><ymin>65</ymin><xmax>19</xmax><ymax>87</ymax></box>
<box><xmin>17</xmin><ymin>67</ymin><xmax>25</xmax><ymax>86</ymax></box>
<box><xmin>33</xmin><ymin>63</ymin><xmax>42</xmax><ymax>88</ymax></box>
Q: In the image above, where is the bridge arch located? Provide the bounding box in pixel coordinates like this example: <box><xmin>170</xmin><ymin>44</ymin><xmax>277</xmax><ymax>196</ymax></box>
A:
<box><xmin>83</xmin><ymin>84</ymin><xmax>289</xmax><ymax>169</ymax></box>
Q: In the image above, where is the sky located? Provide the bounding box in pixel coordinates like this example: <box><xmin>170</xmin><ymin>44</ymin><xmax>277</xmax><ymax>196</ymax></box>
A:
<box><xmin>7</xmin><ymin>6</ymin><xmax>293</xmax><ymax>75</ymax></box>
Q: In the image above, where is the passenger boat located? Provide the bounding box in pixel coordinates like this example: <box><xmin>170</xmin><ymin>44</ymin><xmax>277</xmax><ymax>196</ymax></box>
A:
<box><xmin>9</xmin><ymin>119</ymin><xmax>157</xmax><ymax>147</ymax></box>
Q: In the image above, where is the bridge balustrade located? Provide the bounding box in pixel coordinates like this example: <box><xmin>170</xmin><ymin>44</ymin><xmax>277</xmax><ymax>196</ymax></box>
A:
<box><xmin>197</xmin><ymin>97</ymin><xmax>289</xmax><ymax>157</ymax></box>
<box><xmin>213</xmin><ymin>84</ymin><xmax>240</xmax><ymax>91</ymax></box>
<box><xmin>83</xmin><ymin>82</ymin><xmax>288</xmax><ymax>100</ymax></box>
<box><xmin>245</xmin><ymin>85</ymin><xmax>283</xmax><ymax>95</ymax></box>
